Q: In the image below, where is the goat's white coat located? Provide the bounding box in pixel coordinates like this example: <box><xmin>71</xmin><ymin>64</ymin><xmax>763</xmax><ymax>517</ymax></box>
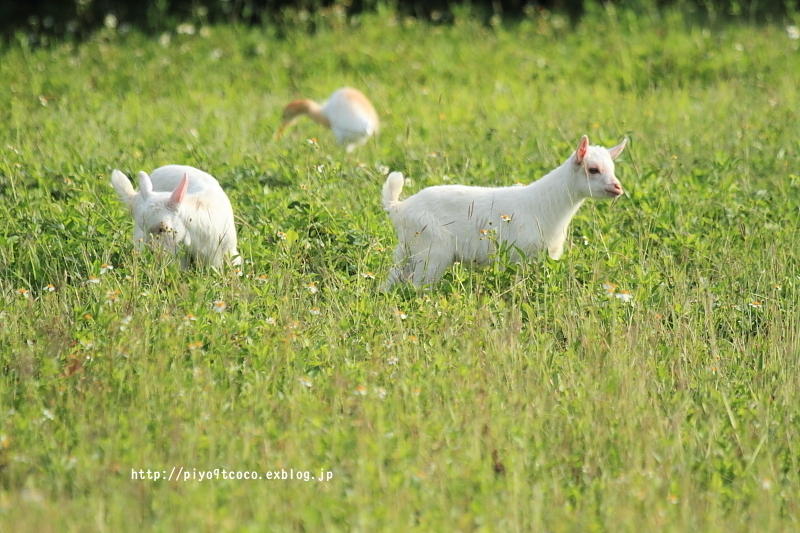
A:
<box><xmin>382</xmin><ymin>136</ymin><xmax>627</xmax><ymax>288</ymax></box>
<box><xmin>111</xmin><ymin>164</ymin><xmax>241</xmax><ymax>268</ymax></box>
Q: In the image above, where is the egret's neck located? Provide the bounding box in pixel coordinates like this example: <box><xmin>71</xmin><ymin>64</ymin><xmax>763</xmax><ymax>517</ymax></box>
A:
<box><xmin>284</xmin><ymin>99</ymin><xmax>330</xmax><ymax>128</ymax></box>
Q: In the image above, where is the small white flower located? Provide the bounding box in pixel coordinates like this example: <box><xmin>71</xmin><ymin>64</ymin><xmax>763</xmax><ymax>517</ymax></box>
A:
<box><xmin>361</xmin><ymin>272</ymin><xmax>376</xmax><ymax>279</ymax></box>
<box><xmin>376</xmin><ymin>387</ymin><xmax>387</xmax><ymax>400</ymax></box>
<box><xmin>354</xmin><ymin>385</ymin><xmax>367</xmax><ymax>396</ymax></box>
<box><xmin>265</xmin><ymin>317</ymin><xmax>276</xmax><ymax>325</ymax></box>
<box><xmin>307</xmin><ymin>283</ymin><xmax>318</xmax><ymax>294</ymax></box>
<box><xmin>104</xmin><ymin>14</ymin><xmax>118</xmax><ymax>29</ymax></box>
<box><xmin>298</xmin><ymin>376</ymin><xmax>313</xmax><ymax>388</ymax></box>
<box><xmin>16</xmin><ymin>288</ymin><xmax>30</xmax><ymax>298</ymax></box>
<box><xmin>42</xmin><ymin>284</ymin><xmax>56</xmax><ymax>292</ymax></box>
<box><xmin>615</xmin><ymin>290</ymin><xmax>633</xmax><ymax>303</ymax></box>
<box><xmin>176</xmin><ymin>23</ymin><xmax>196</xmax><ymax>35</ymax></box>
<box><xmin>394</xmin><ymin>310</ymin><xmax>408</xmax><ymax>320</ymax></box>
<box><xmin>309</xmin><ymin>307</ymin><xmax>320</xmax><ymax>316</ymax></box>
<box><xmin>42</xmin><ymin>408</ymin><xmax>55</xmax><ymax>421</ymax></box>
<box><xmin>100</xmin><ymin>263</ymin><xmax>114</xmax><ymax>274</ymax></box>
<box><xmin>787</xmin><ymin>25</ymin><xmax>800</xmax><ymax>40</ymax></box>
<box><xmin>85</xmin><ymin>276</ymin><xmax>101</xmax><ymax>285</ymax></box>
<box><xmin>212</xmin><ymin>301</ymin><xmax>227</xmax><ymax>313</ymax></box>
<box><xmin>105</xmin><ymin>290</ymin><xmax>120</xmax><ymax>304</ymax></box>
<box><xmin>387</xmin><ymin>356</ymin><xmax>398</xmax><ymax>365</ymax></box>
<box><xmin>276</xmin><ymin>231</ymin><xmax>287</xmax><ymax>240</ymax></box>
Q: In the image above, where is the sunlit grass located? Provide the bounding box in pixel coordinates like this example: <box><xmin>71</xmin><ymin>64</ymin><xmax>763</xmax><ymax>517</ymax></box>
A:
<box><xmin>1</xmin><ymin>4</ymin><xmax>800</xmax><ymax>532</ymax></box>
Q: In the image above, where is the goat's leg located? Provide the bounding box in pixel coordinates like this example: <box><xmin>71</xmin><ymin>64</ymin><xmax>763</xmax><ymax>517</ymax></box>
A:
<box><xmin>409</xmin><ymin>247</ymin><xmax>453</xmax><ymax>287</ymax></box>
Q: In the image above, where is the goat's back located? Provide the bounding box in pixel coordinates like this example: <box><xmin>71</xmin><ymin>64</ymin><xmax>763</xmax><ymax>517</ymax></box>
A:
<box><xmin>397</xmin><ymin>183</ymin><xmax>530</xmax><ymax>216</ymax></box>
<box><xmin>149</xmin><ymin>165</ymin><xmax>223</xmax><ymax>195</ymax></box>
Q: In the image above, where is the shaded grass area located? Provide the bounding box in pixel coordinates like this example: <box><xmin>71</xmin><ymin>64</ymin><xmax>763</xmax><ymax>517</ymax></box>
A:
<box><xmin>1</xmin><ymin>5</ymin><xmax>800</xmax><ymax>531</ymax></box>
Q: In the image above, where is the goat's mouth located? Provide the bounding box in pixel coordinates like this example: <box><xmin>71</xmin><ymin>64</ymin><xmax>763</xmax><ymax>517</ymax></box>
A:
<box><xmin>605</xmin><ymin>187</ymin><xmax>624</xmax><ymax>198</ymax></box>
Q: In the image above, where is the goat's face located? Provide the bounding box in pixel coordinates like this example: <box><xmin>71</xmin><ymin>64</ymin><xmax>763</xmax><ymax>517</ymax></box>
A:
<box><xmin>572</xmin><ymin>136</ymin><xmax>627</xmax><ymax>200</ymax></box>
<box><xmin>133</xmin><ymin>170</ymin><xmax>190</xmax><ymax>256</ymax></box>
<box><xmin>134</xmin><ymin>200</ymin><xmax>188</xmax><ymax>256</ymax></box>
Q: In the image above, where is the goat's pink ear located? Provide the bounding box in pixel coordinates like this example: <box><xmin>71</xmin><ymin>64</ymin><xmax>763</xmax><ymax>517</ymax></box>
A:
<box><xmin>138</xmin><ymin>171</ymin><xmax>153</xmax><ymax>199</ymax></box>
<box><xmin>608</xmin><ymin>138</ymin><xmax>627</xmax><ymax>160</ymax></box>
<box><xmin>575</xmin><ymin>135</ymin><xmax>590</xmax><ymax>164</ymax></box>
<box><xmin>168</xmin><ymin>173</ymin><xmax>189</xmax><ymax>207</ymax></box>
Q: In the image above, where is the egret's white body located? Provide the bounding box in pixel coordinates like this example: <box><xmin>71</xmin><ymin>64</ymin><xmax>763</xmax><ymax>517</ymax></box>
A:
<box><xmin>278</xmin><ymin>87</ymin><xmax>379</xmax><ymax>152</ymax></box>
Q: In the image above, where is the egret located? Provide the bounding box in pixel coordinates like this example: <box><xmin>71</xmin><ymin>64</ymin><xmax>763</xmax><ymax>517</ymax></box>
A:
<box><xmin>277</xmin><ymin>87</ymin><xmax>379</xmax><ymax>152</ymax></box>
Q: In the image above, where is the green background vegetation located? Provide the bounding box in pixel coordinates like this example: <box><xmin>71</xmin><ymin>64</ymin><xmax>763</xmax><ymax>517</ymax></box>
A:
<box><xmin>1</xmin><ymin>3</ymin><xmax>800</xmax><ymax>531</ymax></box>
<box><xmin>4</xmin><ymin>0</ymin><xmax>800</xmax><ymax>42</ymax></box>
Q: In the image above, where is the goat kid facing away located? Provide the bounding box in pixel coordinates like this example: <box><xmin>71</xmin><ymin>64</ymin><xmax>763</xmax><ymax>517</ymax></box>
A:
<box><xmin>381</xmin><ymin>135</ymin><xmax>627</xmax><ymax>289</ymax></box>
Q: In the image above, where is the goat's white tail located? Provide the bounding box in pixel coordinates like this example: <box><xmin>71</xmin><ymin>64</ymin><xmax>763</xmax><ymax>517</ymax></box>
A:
<box><xmin>382</xmin><ymin>171</ymin><xmax>404</xmax><ymax>211</ymax></box>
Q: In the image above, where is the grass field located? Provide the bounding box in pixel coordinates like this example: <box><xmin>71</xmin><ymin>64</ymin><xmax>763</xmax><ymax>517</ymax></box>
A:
<box><xmin>2</xmin><ymin>4</ymin><xmax>800</xmax><ymax>531</ymax></box>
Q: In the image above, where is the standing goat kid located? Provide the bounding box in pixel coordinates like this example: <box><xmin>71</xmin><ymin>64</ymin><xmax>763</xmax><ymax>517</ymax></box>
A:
<box><xmin>382</xmin><ymin>135</ymin><xmax>627</xmax><ymax>288</ymax></box>
<box><xmin>111</xmin><ymin>165</ymin><xmax>241</xmax><ymax>268</ymax></box>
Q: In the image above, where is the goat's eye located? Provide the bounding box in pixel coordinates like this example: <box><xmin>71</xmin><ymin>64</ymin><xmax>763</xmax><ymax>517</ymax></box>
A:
<box><xmin>588</xmin><ymin>167</ymin><xmax>600</xmax><ymax>174</ymax></box>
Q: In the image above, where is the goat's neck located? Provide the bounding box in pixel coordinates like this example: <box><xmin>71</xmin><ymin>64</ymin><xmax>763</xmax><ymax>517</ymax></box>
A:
<box><xmin>525</xmin><ymin>161</ymin><xmax>585</xmax><ymax>235</ymax></box>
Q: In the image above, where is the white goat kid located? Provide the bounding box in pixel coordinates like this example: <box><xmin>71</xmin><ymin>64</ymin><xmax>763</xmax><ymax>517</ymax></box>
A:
<box><xmin>382</xmin><ymin>135</ymin><xmax>627</xmax><ymax>288</ymax></box>
<box><xmin>111</xmin><ymin>164</ymin><xmax>241</xmax><ymax>268</ymax></box>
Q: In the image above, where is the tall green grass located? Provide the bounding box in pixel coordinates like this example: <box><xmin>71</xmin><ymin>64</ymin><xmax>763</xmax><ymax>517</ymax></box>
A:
<box><xmin>1</xmin><ymin>5</ymin><xmax>800</xmax><ymax>531</ymax></box>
